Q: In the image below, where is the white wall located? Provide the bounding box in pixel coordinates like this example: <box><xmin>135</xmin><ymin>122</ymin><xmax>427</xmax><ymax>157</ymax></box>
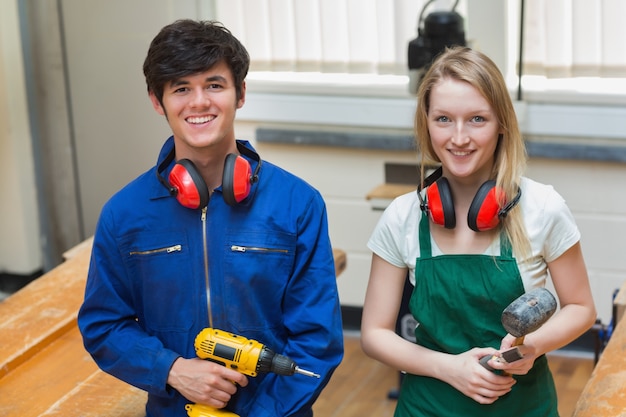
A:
<box><xmin>60</xmin><ymin>0</ymin><xmax>203</xmax><ymax>234</ymax></box>
<box><xmin>0</xmin><ymin>0</ymin><xmax>41</xmax><ymax>274</ymax></box>
<box><xmin>526</xmin><ymin>159</ymin><xmax>626</xmax><ymax>323</ymax></box>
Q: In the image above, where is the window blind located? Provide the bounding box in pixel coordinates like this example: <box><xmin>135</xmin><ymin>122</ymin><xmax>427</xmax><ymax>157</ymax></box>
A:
<box><xmin>214</xmin><ymin>0</ymin><xmax>437</xmax><ymax>75</ymax></box>
<box><xmin>213</xmin><ymin>0</ymin><xmax>625</xmax><ymax>80</ymax></box>
<box><xmin>521</xmin><ymin>0</ymin><xmax>625</xmax><ymax>78</ymax></box>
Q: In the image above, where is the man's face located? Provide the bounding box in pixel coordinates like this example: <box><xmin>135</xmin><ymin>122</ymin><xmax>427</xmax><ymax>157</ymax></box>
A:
<box><xmin>150</xmin><ymin>60</ymin><xmax>245</xmax><ymax>156</ymax></box>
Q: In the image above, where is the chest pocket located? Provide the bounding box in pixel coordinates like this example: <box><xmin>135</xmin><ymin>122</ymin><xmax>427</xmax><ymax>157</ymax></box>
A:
<box><xmin>221</xmin><ymin>230</ymin><xmax>296</xmax><ymax>333</ymax></box>
<box><xmin>121</xmin><ymin>231</ymin><xmax>195</xmax><ymax>333</ymax></box>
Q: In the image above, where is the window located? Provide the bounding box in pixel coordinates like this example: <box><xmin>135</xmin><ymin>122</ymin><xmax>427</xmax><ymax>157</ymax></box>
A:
<box><xmin>206</xmin><ymin>0</ymin><xmax>626</xmax><ymax>135</ymax></box>
<box><xmin>212</xmin><ymin>0</ymin><xmax>625</xmax><ymax>84</ymax></box>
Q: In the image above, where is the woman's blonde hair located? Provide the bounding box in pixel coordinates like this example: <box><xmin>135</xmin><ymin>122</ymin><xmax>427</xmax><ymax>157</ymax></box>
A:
<box><xmin>415</xmin><ymin>46</ymin><xmax>530</xmax><ymax>258</ymax></box>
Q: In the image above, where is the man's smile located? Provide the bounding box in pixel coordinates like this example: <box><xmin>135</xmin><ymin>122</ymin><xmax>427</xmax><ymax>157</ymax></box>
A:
<box><xmin>186</xmin><ymin>115</ymin><xmax>215</xmax><ymax>124</ymax></box>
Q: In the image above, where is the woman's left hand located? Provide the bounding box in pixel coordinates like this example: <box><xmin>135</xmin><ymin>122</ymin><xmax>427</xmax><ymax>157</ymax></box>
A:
<box><xmin>484</xmin><ymin>334</ymin><xmax>538</xmax><ymax>375</ymax></box>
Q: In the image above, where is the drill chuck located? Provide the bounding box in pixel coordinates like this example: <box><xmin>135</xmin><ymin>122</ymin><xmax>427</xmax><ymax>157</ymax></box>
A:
<box><xmin>258</xmin><ymin>347</ymin><xmax>320</xmax><ymax>378</ymax></box>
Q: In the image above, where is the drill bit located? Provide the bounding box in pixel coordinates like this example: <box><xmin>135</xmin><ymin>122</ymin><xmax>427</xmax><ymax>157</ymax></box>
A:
<box><xmin>295</xmin><ymin>366</ymin><xmax>320</xmax><ymax>378</ymax></box>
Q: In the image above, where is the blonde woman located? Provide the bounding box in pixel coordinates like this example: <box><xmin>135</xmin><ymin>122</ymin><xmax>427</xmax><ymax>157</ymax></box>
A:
<box><xmin>361</xmin><ymin>46</ymin><xmax>596</xmax><ymax>416</ymax></box>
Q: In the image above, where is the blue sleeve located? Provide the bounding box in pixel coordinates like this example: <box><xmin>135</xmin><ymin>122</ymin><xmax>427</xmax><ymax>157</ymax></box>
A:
<box><xmin>243</xmin><ymin>193</ymin><xmax>344</xmax><ymax>417</ymax></box>
<box><xmin>77</xmin><ymin>205</ymin><xmax>179</xmax><ymax>397</ymax></box>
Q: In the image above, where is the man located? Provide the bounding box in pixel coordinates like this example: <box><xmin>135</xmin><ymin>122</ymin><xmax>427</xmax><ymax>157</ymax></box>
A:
<box><xmin>78</xmin><ymin>19</ymin><xmax>343</xmax><ymax>417</ymax></box>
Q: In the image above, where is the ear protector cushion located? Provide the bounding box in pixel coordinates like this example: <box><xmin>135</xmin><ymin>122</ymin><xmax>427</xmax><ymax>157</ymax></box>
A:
<box><xmin>426</xmin><ymin>177</ymin><xmax>456</xmax><ymax>229</ymax></box>
<box><xmin>168</xmin><ymin>159</ymin><xmax>210</xmax><ymax>209</ymax></box>
<box><xmin>222</xmin><ymin>153</ymin><xmax>253</xmax><ymax>206</ymax></box>
<box><xmin>467</xmin><ymin>180</ymin><xmax>503</xmax><ymax>232</ymax></box>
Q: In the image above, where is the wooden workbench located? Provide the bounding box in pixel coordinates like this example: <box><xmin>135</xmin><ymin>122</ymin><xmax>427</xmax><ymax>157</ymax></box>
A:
<box><xmin>366</xmin><ymin>183</ymin><xmax>416</xmax><ymax>210</ymax></box>
<box><xmin>0</xmin><ymin>238</ymin><xmax>346</xmax><ymax>416</ymax></box>
<box><xmin>572</xmin><ymin>281</ymin><xmax>626</xmax><ymax>416</ymax></box>
<box><xmin>0</xmin><ymin>237</ymin><xmax>146</xmax><ymax>417</ymax></box>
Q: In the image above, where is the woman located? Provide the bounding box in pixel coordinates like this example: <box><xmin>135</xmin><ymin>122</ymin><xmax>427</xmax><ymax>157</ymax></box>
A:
<box><xmin>360</xmin><ymin>46</ymin><xmax>596</xmax><ymax>416</ymax></box>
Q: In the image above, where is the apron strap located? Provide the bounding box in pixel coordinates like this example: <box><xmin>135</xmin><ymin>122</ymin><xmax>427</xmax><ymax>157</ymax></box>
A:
<box><xmin>499</xmin><ymin>231</ymin><xmax>513</xmax><ymax>258</ymax></box>
<box><xmin>418</xmin><ymin>209</ymin><xmax>432</xmax><ymax>257</ymax></box>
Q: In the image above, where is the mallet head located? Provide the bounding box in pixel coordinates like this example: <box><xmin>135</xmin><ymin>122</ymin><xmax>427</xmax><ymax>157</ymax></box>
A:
<box><xmin>501</xmin><ymin>288</ymin><xmax>557</xmax><ymax>338</ymax></box>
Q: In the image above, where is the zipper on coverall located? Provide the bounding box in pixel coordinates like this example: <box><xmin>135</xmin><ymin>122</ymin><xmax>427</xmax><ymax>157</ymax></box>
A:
<box><xmin>201</xmin><ymin>207</ymin><xmax>213</xmax><ymax>328</ymax></box>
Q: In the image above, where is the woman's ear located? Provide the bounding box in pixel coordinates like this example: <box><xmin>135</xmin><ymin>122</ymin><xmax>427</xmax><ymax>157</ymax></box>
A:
<box><xmin>149</xmin><ymin>91</ymin><xmax>166</xmax><ymax>116</ymax></box>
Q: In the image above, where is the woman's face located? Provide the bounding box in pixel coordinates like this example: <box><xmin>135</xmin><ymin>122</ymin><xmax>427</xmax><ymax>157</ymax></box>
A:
<box><xmin>426</xmin><ymin>77</ymin><xmax>502</xmax><ymax>184</ymax></box>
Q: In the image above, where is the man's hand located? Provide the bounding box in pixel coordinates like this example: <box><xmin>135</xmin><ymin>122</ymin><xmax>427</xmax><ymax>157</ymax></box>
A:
<box><xmin>167</xmin><ymin>357</ymin><xmax>249</xmax><ymax>408</ymax></box>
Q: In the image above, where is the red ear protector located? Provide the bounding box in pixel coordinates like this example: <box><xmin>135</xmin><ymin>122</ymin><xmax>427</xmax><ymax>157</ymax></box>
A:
<box><xmin>168</xmin><ymin>159</ymin><xmax>210</xmax><ymax>209</ymax></box>
<box><xmin>157</xmin><ymin>142</ymin><xmax>261</xmax><ymax>209</ymax></box>
<box><xmin>417</xmin><ymin>167</ymin><xmax>521</xmax><ymax>232</ymax></box>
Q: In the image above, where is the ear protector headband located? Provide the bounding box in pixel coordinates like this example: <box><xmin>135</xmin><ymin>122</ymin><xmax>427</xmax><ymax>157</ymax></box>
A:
<box><xmin>157</xmin><ymin>142</ymin><xmax>261</xmax><ymax>209</ymax></box>
<box><xmin>417</xmin><ymin>167</ymin><xmax>521</xmax><ymax>232</ymax></box>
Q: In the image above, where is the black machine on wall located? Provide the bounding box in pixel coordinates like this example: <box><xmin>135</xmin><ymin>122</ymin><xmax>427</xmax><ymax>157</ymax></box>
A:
<box><xmin>407</xmin><ymin>0</ymin><xmax>466</xmax><ymax>94</ymax></box>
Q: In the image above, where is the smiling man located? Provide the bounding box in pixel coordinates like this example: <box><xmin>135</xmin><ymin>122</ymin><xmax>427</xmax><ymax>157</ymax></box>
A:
<box><xmin>78</xmin><ymin>20</ymin><xmax>343</xmax><ymax>417</ymax></box>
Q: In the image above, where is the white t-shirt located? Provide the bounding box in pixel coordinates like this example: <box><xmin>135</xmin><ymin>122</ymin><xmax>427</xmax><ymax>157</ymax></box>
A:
<box><xmin>367</xmin><ymin>177</ymin><xmax>581</xmax><ymax>291</ymax></box>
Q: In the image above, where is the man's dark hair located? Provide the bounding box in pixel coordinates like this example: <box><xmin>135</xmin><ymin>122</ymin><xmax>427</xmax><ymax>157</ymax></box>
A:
<box><xmin>143</xmin><ymin>20</ymin><xmax>250</xmax><ymax>104</ymax></box>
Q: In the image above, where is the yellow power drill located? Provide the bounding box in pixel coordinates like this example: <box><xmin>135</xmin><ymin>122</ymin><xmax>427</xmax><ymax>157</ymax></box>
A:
<box><xmin>185</xmin><ymin>328</ymin><xmax>320</xmax><ymax>417</ymax></box>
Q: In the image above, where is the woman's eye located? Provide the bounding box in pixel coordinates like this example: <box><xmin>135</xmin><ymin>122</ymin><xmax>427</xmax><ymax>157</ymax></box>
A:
<box><xmin>471</xmin><ymin>116</ymin><xmax>485</xmax><ymax>122</ymax></box>
<box><xmin>436</xmin><ymin>116</ymin><xmax>449</xmax><ymax>122</ymax></box>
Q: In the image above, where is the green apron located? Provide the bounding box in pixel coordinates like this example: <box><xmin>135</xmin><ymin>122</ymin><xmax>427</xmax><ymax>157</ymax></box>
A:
<box><xmin>394</xmin><ymin>214</ymin><xmax>558</xmax><ymax>417</ymax></box>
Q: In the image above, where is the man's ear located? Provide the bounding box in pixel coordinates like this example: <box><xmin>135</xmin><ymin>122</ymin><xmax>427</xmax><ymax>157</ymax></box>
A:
<box><xmin>149</xmin><ymin>91</ymin><xmax>166</xmax><ymax>116</ymax></box>
<box><xmin>237</xmin><ymin>81</ymin><xmax>246</xmax><ymax>109</ymax></box>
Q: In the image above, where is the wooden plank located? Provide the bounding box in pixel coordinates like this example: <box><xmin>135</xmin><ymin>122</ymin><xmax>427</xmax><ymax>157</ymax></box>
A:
<box><xmin>0</xmin><ymin>325</ymin><xmax>145</xmax><ymax>417</ymax></box>
<box><xmin>39</xmin><ymin>363</ymin><xmax>146</xmax><ymax>417</ymax></box>
<box><xmin>572</xmin><ymin>311</ymin><xmax>626</xmax><ymax>416</ymax></box>
<box><xmin>0</xmin><ymin>325</ymin><xmax>97</xmax><ymax>415</ymax></box>
<box><xmin>366</xmin><ymin>183</ymin><xmax>415</xmax><ymax>200</ymax></box>
<box><xmin>0</xmin><ymin>236</ymin><xmax>147</xmax><ymax>417</ymax></box>
<box><xmin>366</xmin><ymin>183</ymin><xmax>416</xmax><ymax>211</ymax></box>
<box><xmin>62</xmin><ymin>236</ymin><xmax>94</xmax><ymax>261</ymax></box>
<box><xmin>0</xmin><ymin>242</ymin><xmax>92</xmax><ymax>377</ymax></box>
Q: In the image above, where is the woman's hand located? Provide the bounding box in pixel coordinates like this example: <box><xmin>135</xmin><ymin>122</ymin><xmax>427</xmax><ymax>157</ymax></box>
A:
<box><xmin>442</xmin><ymin>348</ymin><xmax>516</xmax><ymax>404</ymax></box>
<box><xmin>481</xmin><ymin>334</ymin><xmax>538</xmax><ymax>376</ymax></box>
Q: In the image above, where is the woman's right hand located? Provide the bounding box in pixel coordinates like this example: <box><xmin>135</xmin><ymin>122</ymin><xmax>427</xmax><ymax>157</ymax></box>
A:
<box><xmin>441</xmin><ymin>348</ymin><xmax>516</xmax><ymax>404</ymax></box>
